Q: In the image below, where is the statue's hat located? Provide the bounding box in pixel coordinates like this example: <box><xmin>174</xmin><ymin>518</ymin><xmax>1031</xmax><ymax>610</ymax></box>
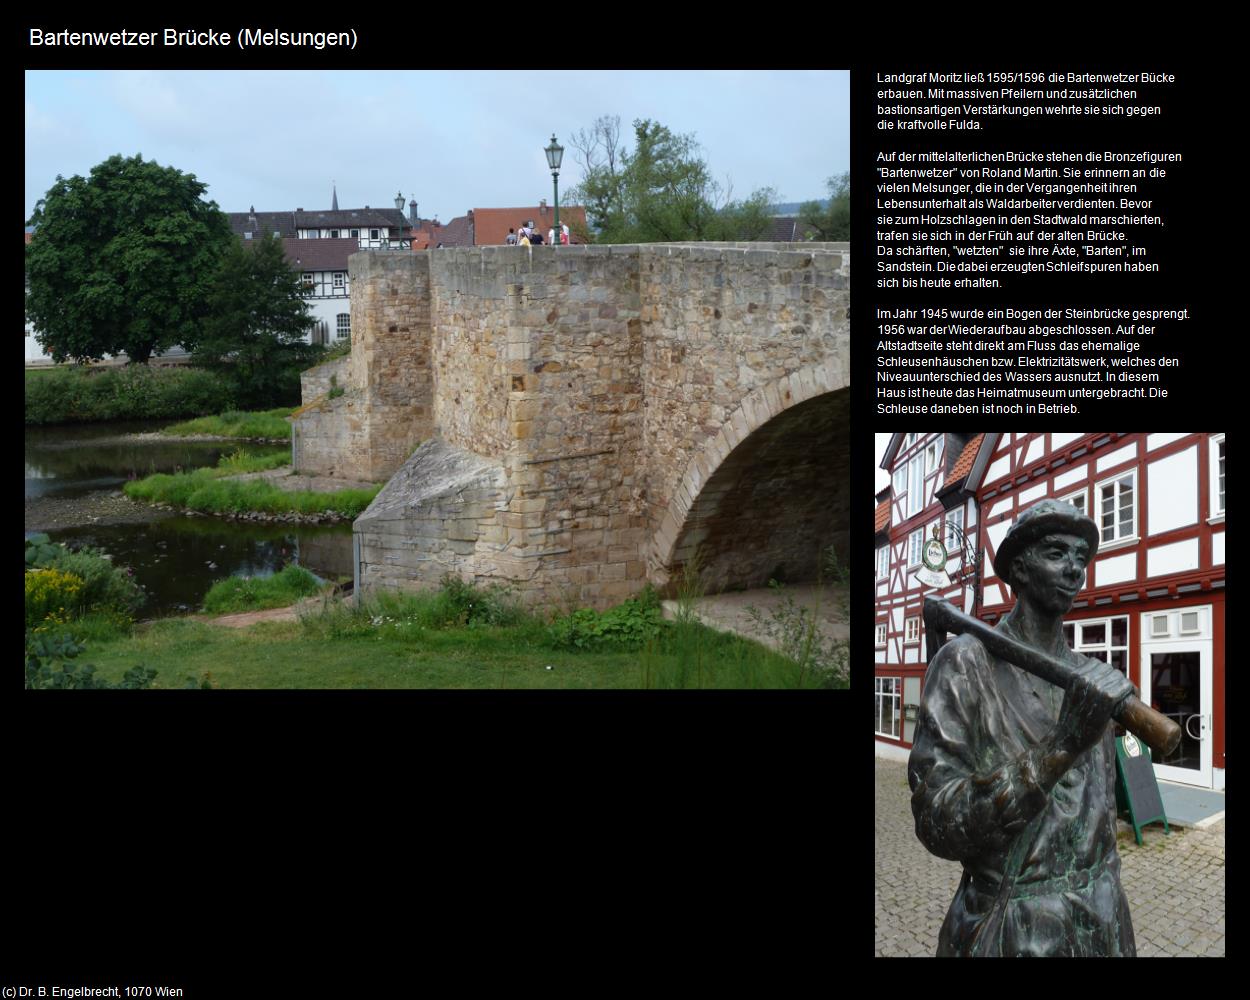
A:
<box><xmin>993</xmin><ymin>498</ymin><xmax>1100</xmax><ymax>590</ymax></box>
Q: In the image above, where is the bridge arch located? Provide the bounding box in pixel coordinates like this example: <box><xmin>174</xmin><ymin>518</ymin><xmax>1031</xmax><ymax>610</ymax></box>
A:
<box><xmin>650</xmin><ymin>359</ymin><xmax>849</xmax><ymax>591</ymax></box>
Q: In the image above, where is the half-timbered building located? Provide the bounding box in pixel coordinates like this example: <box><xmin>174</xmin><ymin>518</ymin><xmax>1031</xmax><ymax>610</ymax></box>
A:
<box><xmin>874</xmin><ymin>433</ymin><xmax>983</xmax><ymax>758</ymax></box>
<box><xmin>972</xmin><ymin>432</ymin><xmax>1225</xmax><ymax>790</ymax></box>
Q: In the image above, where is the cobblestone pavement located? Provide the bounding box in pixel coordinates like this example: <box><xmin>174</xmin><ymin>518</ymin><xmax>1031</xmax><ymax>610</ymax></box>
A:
<box><xmin>875</xmin><ymin>756</ymin><xmax>1225</xmax><ymax>957</ymax></box>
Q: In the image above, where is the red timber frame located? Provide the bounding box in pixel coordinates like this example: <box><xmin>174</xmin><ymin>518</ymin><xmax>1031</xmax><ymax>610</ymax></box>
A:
<box><xmin>874</xmin><ymin>433</ymin><xmax>978</xmax><ymax>751</ymax></box>
<box><xmin>973</xmin><ymin>432</ymin><xmax>1226</xmax><ymax>782</ymax></box>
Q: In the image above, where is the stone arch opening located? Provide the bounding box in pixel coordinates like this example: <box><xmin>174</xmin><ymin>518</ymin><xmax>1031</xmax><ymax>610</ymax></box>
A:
<box><xmin>656</xmin><ymin>385</ymin><xmax>850</xmax><ymax>593</ymax></box>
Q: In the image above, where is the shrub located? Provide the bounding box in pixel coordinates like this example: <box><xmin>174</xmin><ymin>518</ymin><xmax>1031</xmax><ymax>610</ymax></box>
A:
<box><xmin>159</xmin><ymin>408</ymin><xmax>294</xmax><ymax>440</ymax></box>
<box><xmin>547</xmin><ymin>591</ymin><xmax>666</xmax><ymax>651</ymax></box>
<box><xmin>25</xmin><ymin>536</ymin><xmax>145</xmax><ymax>620</ymax></box>
<box><xmin>25</xmin><ymin>568</ymin><xmax>84</xmax><ymax>629</ymax></box>
<box><xmin>24</xmin><ymin>366</ymin><xmax>237</xmax><ymax>425</ymax></box>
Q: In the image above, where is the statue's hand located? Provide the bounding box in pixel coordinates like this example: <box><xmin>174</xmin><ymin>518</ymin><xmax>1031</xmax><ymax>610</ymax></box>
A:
<box><xmin>1050</xmin><ymin>657</ymin><xmax>1136</xmax><ymax>756</ymax></box>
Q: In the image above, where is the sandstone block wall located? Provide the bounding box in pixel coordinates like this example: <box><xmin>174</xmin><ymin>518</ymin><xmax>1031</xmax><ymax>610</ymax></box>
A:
<box><xmin>322</xmin><ymin>242</ymin><xmax>849</xmax><ymax>609</ymax></box>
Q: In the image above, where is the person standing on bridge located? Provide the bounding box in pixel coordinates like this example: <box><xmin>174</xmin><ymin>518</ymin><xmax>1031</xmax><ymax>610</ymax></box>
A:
<box><xmin>506</xmin><ymin>227</ymin><xmax>517</xmax><ymax>245</ymax></box>
<box><xmin>908</xmin><ymin>499</ymin><xmax>1138</xmax><ymax>956</ymax></box>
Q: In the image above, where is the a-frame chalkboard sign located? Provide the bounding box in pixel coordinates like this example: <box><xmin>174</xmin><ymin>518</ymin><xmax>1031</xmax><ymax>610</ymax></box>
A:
<box><xmin>1115</xmin><ymin>733</ymin><xmax>1170</xmax><ymax>845</ymax></box>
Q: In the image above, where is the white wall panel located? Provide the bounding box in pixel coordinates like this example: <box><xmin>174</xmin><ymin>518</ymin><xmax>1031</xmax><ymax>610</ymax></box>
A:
<box><xmin>1053</xmin><ymin>463</ymin><xmax>1089</xmax><ymax>490</ymax></box>
<box><xmin>987</xmin><ymin>519</ymin><xmax>1012</xmax><ymax>553</ymax></box>
<box><xmin>1024</xmin><ymin>436</ymin><xmax>1044</xmax><ymax>466</ymax></box>
<box><xmin>1147</xmin><ymin>446</ymin><xmax>1198</xmax><ymax>535</ymax></box>
<box><xmin>1019</xmin><ymin>483</ymin><xmax>1047</xmax><ymax>505</ymax></box>
<box><xmin>1147</xmin><ymin>433</ymin><xmax>1189</xmax><ymax>451</ymax></box>
<box><xmin>891</xmin><ymin>608</ymin><xmax>903</xmax><ymax>630</ymax></box>
<box><xmin>1147</xmin><ymin>538</ymin><xmax>1199</xmax><ymax>578</ymax></box>
<box><xmin>1213</xmin><ymin>532</ymin><xmax>1225</xmax><ymax>565</ymax></box>
<box><xmin>1095</xmin><ymin>551</ymin><xmax>1137</xmax><ymax>586</ymax></box>
<box><xmin>988</xmin><ymin>498</ymin><xmax>1013</xmax><ymax>519</ymax></box>
<box><xmin>1097</xmin><ymin>442</ymin><xmax>1137</xmax><ymax>472</ymax></box>
<box><xmin>1051</xmin><ymin>432</ymin><xmax>1083</xmax><ymax>450</ymax></box>
<box><xmin>985</xmin><ymin>454</ymin><xmax>1012</xmax><ymax>485</ymax></box>
<box><xmin>904</xmin><ymin>646</ymin><xmax>920</xmax><ymax>664</ymax></box>
<box><xmin>983</xmin><ymin>583</ymin><xmax>1003</xmax><ymax>605</ymax></box>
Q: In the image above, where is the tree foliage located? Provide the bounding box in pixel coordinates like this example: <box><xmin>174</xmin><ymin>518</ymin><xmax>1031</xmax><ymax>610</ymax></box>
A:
<box><xmin>192</xmin><ymin>235</ymin><xmax>318</xmax><ymax>407</ymax></box>
<box><xmin>25</xmin><ymin>154</ymin><xmax>234</xmax><ymax>364</ymax></box>
<box><xmin>566</xmin><ymin>116</ymin><xmax>776</xmax><ymax>243</ymax></box>
<box><xmin>799</xmin><ymin>173</ymin><xmax>850</xmax><ymax>241</ymax></box>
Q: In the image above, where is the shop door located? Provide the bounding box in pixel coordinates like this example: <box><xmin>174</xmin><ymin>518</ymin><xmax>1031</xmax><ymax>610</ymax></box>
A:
<box><xmin>1139</xmin><ymin>608</ymin><xmax>1213</xmax><ymax>788</ymax></box>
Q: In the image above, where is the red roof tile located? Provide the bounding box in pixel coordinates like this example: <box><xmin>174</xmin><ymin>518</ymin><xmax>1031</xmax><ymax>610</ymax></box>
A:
<box><xmin>874</xmin><ymin>499</ymin><xmax>890</xmax><ymax>533</ymax></box>
<box><xmin>948</xmin><ymin>433</ymin><xmax>984</xmax><ymax>482</ymax></box>
<box><xmin>470</xmin><ymin>205</ymin><xmax>588</xmax><ymax>246</ymax></box>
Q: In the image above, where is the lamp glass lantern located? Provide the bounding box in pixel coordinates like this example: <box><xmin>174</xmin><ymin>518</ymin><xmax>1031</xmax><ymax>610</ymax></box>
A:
<box><xmin>545</xmin><ymin>134</ymin><xmax>564</xmax><ymax>243</ymax></box>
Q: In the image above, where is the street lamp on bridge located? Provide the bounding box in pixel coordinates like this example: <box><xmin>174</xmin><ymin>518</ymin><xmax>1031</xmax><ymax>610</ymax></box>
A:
<box><xmin>544</xmin><ymin>133</ymin><xmax>564</xmax><ymax>245</ymax></box>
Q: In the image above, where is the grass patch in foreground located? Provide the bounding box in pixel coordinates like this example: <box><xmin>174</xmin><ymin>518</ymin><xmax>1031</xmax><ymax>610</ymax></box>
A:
<box><xmin>160</xmin><ymin>407</ymin><xmax>294</xmax><ymax>440</ymax></box>
<box><xmin>203</xmin><ymin>565</ymin><xmax>324</xmax><ymax>614</ymax></box>
<box><xmin>124</xmin><ymin>469</ymin><xmax>378</xmax><ymax>518</ymax></box>
<box><xmin>78</xmin><ymin>585</ymin><xmax>834</xmax><ymax>689</ymax></box>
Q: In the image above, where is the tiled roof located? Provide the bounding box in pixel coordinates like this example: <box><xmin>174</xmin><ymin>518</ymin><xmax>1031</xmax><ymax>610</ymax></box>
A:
<box><xmin>470</xmin><ymin>206</ymin><xmax>588</xmax><ymax>246</ymax></box>
<box><xmin>281</xmin><ymin>237</ymin><xmax>358</xmax><ymax>272</ymax></box>
<box><xmin>874</xmin><ymin>499</ymin><xmax>890</xmax><ymax>534</ymax></box>
<box><xmin>227</xmin><ymin>207</ymin><xmax>414</xmax><ymax>240</ymax></box>
<box><xmin>948</xmin><ymin>433</ymin><xmax>984</xmax><ymax>482</ymax></box>
<box><xmin>753</xmin><ymin>216</ymin><xmax>823</xmax><ymax>242</ymax></box>
<box><xmin>434</xmin><ymin>215</ymin><xmax>474</xmax><ymax>248</ymax></box>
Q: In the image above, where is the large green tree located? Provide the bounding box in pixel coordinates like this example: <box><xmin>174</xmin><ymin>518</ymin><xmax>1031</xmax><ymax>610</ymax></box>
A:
<box><xmin>25</xmin><ymin>154</ymin><xmax>234</xmax><ymax>364</ymax></box>
<box><xmin>799</xmin><ymin>173</ymin><xmax>850</xmax><ymax>241</ymax></box>
<box><xmin>566</xmin><ymin>116</ymin><xmax>776</xmax><ymax>243</ymax></box>
<box><xmin>192</xmin><ymin>235</ymin><xmax>317</xmax><ymax>407</ymax></box>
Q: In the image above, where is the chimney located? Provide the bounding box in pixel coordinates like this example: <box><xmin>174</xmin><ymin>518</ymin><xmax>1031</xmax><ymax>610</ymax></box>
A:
<box><xmin>296</xmin><ymin>207</ymin><xmax>304</xmax><ymax>212</ymax></box>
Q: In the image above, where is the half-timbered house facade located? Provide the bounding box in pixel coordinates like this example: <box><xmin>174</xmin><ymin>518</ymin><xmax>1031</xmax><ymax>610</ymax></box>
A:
<box><xmin>972</xmin><ymin>432</ymin><xmax>1225</xmax><ymax>790</ymax></box>
<box><xmin>874</xmin><ymin>433</ymin><xmax>983</xmax><ymax>758</ymax></box>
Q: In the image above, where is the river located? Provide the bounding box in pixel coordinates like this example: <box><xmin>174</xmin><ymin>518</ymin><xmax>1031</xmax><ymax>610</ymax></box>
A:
<box><xmin>25</xmin><ymin>421</ymin><xmax>354</xmax><ymax>617</ymax></box>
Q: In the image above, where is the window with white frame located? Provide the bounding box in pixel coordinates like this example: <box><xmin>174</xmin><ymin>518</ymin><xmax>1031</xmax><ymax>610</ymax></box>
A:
<box><xmin>908</xmin><ymin>454</ymin><xmax>925</xmax><ymax>518</ymax></box>
<box><xmin>1210</xmin><ymin>434</ymin><xmax>1225</xmax><ymax>517</ymax></box>
<box><xmin>945</xmin><ymin>506</ymin><xmax>964</xmax><ymax>552</ymax></box>
<box><xmin>905</xmin><ymin>616</ymin><xmax>920</xmax><ymax>644</ymax></box>
<box><xmin>876</xmin><ymin>545</ymin><xmax>889</xmax><ymax>580</ymax></box>
<box><xmin>350</xmin><ymin>229</ymin><xmax>360</xmax><ymax>239</ymax></box>
<box><xmin>875</xmin><ymin>677</ymin><xmax>901</xmax><ymax>738</ymax></box>
<box><xmin>369</xmin><ymin>228</ymin><xmax>380</xmax><ymax>241</ymax></box>
<box><xmin>329</xmin><ymin>229</ymin><xmax>340</xmax><ymax>239</ymax></box>
<box><xmin>909</xmin><ymin>528</ymin><xmax>924</xmax><ymax>567</ymax></box>
<box><xmin>1060</xmin><ymin>487</ymin><xmax>1088</xmax><ymax>518</ymax></box>
<box><xmin>336</xmin><ymin>314</ymin><xmax>351</xmax><ymax>339</ymax></box>
<box><xmin>1097</xmin><ymin>471</ymin><xmax>1137</xmax><ymax>543</ymax></box>
<box><xmin>1063</xmin><ymin>615</ymin><xmax>1129</xmax><ymax>674</ymax></box>
<box><xmin>926</xmin><ymin>436</ymin><xmax>944</xmax><ymax>476</ymax></box>
<box><xmin>875</xmin><ymin>623</ymin><xmax>887</xmax><ymax>647</ymax></box>
<box><xmin>332</xmin><ymin>272</ymin><xmax>346</xmax><ymax>291</ymax></box>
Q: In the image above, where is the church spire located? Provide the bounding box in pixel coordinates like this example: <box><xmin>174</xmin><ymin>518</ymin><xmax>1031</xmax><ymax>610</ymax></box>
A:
<box><xmin>331</xmin><ymin>182</ymin><xmax>339</xmax><ymax>211</ymax></box>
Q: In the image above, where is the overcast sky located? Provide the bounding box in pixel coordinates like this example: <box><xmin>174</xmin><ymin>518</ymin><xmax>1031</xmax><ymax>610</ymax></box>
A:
<box><xmin>25</xmin><ymin>70</ymin><xmax>849</xmax><ymax>224</ymax></box>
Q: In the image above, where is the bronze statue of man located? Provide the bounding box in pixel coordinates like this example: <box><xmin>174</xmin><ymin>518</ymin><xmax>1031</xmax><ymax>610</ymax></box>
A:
<box><xmin>908</xmin><ymin>499</ymin><xmax>1138</xmax><ymax>956</ymax></box>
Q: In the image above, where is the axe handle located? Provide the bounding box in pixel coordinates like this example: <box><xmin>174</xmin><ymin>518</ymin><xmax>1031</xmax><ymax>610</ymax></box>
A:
<box><xmin>924</xmin><ymin>597</ymin><xmax>1182</xmax><ymax>758</ymax></box>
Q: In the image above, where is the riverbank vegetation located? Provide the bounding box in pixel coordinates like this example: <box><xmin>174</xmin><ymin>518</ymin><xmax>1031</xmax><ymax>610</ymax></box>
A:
<box><xmin>202</xmin><ymin>565</ymin><xmax>324</xmax><ymax>614</ymax></box>
<box><xmin>69</xmin><ymin>577</ymin><xmax>836</xmax><ymax>689</ymax></box>
<box><xmin>123</xmin><ymin>469</ymin><xmax>379</xmax><ymax>520</ymax></box>
<box><xmin>24</xmin><ymin>365</ymin><xmax>236</xmax><ymax>426</ymax></box>
<box><xmin>158</xmin><ymin>408</ymin><xmax>295</xmax><ymax>440</ymax></box>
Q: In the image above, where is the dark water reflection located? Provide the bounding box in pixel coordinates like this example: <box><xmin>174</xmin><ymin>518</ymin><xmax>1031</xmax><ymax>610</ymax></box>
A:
<box><xmin>25</xmin><ymin>421</ymin><xmax>353</xmax><ymax>616</ymax></box>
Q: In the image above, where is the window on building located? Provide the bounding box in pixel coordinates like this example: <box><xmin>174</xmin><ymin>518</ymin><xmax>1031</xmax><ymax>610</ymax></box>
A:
<box><xmin>905</xmin><ymin>616</ymin><xmax>920</xmax><ymax>644</ymax></box>
<box><xmin>875</xmin><ymin>677</ymin><xmax>901</xmax><ymax>738</ymax></box>
<box><xmin>926</xmin><ymin>437</ymin><xmax>944</xmax><ymax>476</ymax></box>
<box><xmin>1097</xmin><ymin>471</ymin><xmax>1137</xmax><ymax>543</ymax></box>
<box><xmin>370</xmin><ymin>229</ymin><xmax>380</xmax><ymax>241</ymax></box>
<box><xmin>908</xmin><ymin>454</ymin><xmax>925</xmax><ymax>518</ymax></box>
<box><xmin>876</xmin><ymin>545</ymin><xmax>889</xmax><ymax>580</ymax></box>
<box><xmin>892</xmin><ymin>468</ymin><xmax>908</xmax><ymax>514</ymax></box>
<box><xmin>1210</xmin><ymin>434</ymin><xmax>1225</xmax><ymax>517</ymax></box>
<box><xmin>336</xmin><ymin>314</ymin><xmax>351</xmax><ymax>339</ymax></box>
<box><xmin>350</xmin><ymin>229</ymin><xmax>360</xmax><ymax>239</ymax></box>
<box><xmin>301</xmin><ymin>273</ymin><xmax>315</xmax><ymax>292</ymax></box>
<box><xmin>1060</xmin><ymin>487</ymin><xmax>1088</xmax><ymax>517</ymax></box>
<box><xmin>329</xmin><ymin>229</ymin><xmax>340</xmax><ymax>239</ymax></box>
<box><xmin>945</xmin><ymin>506</ymin><xmax>964</xmax><ymax>552</ymax></box>
<box><xmin>909</xmin><ymin>528</ymin><xmax>924</xmax><ymax>567</ymax></box>
<box><xmin>244</xmin><ymin>231</ymin><xmax>253</xmax><ymax>240</ymax></box>
<box><xmin>333</xmin><ymin>272</ymin><xmax>346</xmax><ymax>290</ymax></box>
<box><xmin>1063</xmin><ymin>615</ymin><xmax>1129</xmax><ymax>674</ymax></box>
<box><xmin>307</xmin><ymin>230</ymin><xmax>320</xmax><ymax>239</ymax></box>
<box><xmin>875</xmin><ymin>623</ymin><xmax>887</xmax><ymax>647</ymax></box>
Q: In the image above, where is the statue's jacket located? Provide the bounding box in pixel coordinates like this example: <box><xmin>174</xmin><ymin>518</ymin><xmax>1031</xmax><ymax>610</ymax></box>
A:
<box><xmin>908</xmin><ymin>627</ymin><xmax>1136</xmax><ymax>957</ymax></box>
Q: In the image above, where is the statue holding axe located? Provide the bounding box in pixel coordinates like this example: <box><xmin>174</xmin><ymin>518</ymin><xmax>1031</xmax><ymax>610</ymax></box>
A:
<box><xmin>908</xmin><ymin>499</ymin><xmax>1176</xmax><ymax>957</ymax></box>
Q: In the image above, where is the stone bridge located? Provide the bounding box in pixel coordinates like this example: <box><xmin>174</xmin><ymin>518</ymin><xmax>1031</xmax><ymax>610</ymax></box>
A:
<box><xmin>293</xmin><ymin>242</ymin><xmax>849</xmax><ymax>609</ymax></box>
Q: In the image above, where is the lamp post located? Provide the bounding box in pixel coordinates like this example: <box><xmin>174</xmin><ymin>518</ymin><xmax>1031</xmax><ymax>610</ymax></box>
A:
<box><xmin>544</xmin><ymin>133</ymin><xmax>564</xmax><ymax>245</ymax></box>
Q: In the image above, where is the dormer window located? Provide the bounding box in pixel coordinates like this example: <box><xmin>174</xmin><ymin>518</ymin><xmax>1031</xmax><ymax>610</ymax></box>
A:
<box><xmin>244</xmin><ymin>231</ymin><xmax>253</xmax><ymax>240</ymax></box>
